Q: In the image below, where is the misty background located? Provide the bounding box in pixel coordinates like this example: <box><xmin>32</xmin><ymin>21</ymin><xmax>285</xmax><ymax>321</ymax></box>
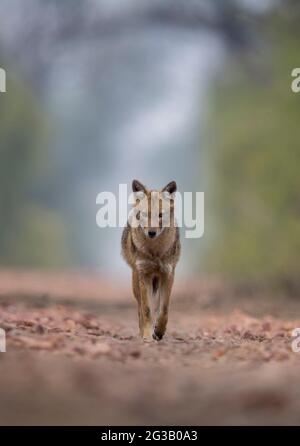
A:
<box><xmin>0</xmin><ymin>0</ymin><xmax>299</xmax><ymax>282</ymax></box>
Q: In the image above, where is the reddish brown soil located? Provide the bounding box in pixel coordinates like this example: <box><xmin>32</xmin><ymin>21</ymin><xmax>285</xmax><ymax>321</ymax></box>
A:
<box><xmin>0</xmin><ymin>270</ymin><xmax>300</xmax><ymax>425</ymax></box>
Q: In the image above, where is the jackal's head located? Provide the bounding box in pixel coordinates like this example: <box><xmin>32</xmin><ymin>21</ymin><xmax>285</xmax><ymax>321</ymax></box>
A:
<box><xmin>130</xmin><ymin>179</ymin><xmax>177</xmax><ymax>239</ymax></box>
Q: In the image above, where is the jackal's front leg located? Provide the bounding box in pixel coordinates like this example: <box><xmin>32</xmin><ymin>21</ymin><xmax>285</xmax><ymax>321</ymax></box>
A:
<box><xmin>153</xmin><ymin>272</ymin><xmax>174</xmax><ymax>341</ymax></box>
<box><xmin>132</xmin><ymin>271</ymin><xmax>143</xmax><ymax>337</ymax></box>
<box><xmin>139</xmin><ymin>276</ymin><xmax>153</xmax><ymax>341</ymax></box>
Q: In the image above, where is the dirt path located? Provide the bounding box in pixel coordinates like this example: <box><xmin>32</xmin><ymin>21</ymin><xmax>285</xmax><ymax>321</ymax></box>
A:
<box><xmin>0</xmin><ymin>270</ymin><xmax>300</xmax><ymax>425</ymax></box>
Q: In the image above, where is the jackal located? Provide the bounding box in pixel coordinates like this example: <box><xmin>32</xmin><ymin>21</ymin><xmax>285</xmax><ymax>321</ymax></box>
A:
<box><xmin>121</xmin><ymin>180</ymin><xmax>181</xmax><ymax>341</ymax></box>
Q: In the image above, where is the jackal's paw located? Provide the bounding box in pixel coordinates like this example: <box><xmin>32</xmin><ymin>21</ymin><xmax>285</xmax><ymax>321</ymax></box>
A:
<box><xmin>141</xmin><ymin>329</ymin><xmax>153</xmax><ymax>343</ymax></box>
<box><xmin>142</xmin><ymin>335</ymin><xmax>154</xmax><ymax>343</ymax></box>
<box><xmin>152</xmin><ymin>330</ymin><xmax>164</xmax><ymax>341</ymax></box>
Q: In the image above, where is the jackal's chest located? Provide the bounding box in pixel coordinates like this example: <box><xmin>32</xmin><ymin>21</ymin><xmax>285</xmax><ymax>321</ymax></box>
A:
<box><xmin>135</xmin><ymin>257</ymin><xmax>172</xmax><ymax>276</ymax></box>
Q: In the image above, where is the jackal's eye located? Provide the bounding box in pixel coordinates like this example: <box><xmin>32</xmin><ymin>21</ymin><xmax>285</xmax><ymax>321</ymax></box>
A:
<box><xmin>136</xmin><ymin>211</ymin><xmax>140</xmax><ymax>220</ymax></box>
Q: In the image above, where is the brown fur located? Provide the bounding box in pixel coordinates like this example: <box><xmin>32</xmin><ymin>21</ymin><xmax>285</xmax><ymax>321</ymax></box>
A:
<box><xmin>121</xmin><ymin>180</ymin><xmax>181</xmax><ymax>341</ymax></box>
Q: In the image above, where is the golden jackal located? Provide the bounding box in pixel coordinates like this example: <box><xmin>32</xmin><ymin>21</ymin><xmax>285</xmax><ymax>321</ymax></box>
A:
<box><xmin>122</xmin><ymin>180</ymin><xmax>181</xmax><ymax>341</ymax></box>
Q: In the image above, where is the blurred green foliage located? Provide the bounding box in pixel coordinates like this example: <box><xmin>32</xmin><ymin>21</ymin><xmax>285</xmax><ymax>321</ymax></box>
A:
<box><xmin>0</xmin><ymin>66</ymin><xmax>70</xmax><ymax>267</ymax></box>
<box><xmin>204</xmin><ymin>12</ymin><xmax>300</xmax><ymax>280</ymax></box>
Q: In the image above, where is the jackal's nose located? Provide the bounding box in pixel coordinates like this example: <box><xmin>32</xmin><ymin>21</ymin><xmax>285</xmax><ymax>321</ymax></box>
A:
<box><xmin>148</xmin><ymin>230</ymin><xmax>156</xmax><ymax>239</ymax></box>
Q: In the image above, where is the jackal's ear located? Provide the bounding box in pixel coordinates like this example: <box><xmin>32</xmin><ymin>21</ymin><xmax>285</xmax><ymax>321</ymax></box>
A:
<box><xmin>132</xmin><ymin>179</ymin><xmax>147</xmax><ymax>194</ymax></box>
<box><xmin>162</xmin><ymin>181</ymin><xmax>177</xmax><ymax>194</ymax></box>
